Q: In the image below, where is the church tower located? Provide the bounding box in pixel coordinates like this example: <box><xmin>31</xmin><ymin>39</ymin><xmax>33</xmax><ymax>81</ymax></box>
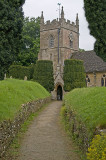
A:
<box><xmin>38</xmin><ymin>7</ymin><xmax>79</xmax><ymax>99</ymax></box>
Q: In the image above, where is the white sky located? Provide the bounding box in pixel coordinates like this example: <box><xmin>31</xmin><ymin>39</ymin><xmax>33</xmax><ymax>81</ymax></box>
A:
<box><xmin>23</xmin><ymin>0</ymin><xmax>96</xmax><ymax>51</ymax></box>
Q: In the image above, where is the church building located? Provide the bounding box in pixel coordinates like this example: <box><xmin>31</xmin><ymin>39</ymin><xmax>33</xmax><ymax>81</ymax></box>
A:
<box><xmin>38</xmin><ymin>7</ymin><xmax>106</xmax><ymax>100</ymax></box>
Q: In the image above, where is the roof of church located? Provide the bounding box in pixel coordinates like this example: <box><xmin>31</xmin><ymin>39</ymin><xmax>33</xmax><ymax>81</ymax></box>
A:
<box><xmin>72</xmin><ymin>50</ymin><xmax>106</xmax><ymax>73</ymax></box>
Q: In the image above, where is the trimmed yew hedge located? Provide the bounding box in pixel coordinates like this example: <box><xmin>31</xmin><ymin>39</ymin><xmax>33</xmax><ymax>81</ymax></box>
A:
<box><xmin>33</xmin><ymin>60</ymin><xmax>54</xmax><ymax>92</ymax></box>
<box><xmin>9</xmin><ymin>65</ymin><xmax>34</xmax><ymax>80</ymax></box>
<box><xmin>63</xmin><ymin>59</ymin><xmax>86</xmax><ymax>91</ymax></box>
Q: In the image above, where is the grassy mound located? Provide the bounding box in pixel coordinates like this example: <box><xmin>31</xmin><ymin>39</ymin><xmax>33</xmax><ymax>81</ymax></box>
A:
<box><xmin>0</xmin><ymin>79</ymin><xmax>50</xmax><ymax>121</ymax></box>
<box><xmin>64</xmin><ymin>87</ymin><xmax>106</xmax><ymax>133</ymax></box>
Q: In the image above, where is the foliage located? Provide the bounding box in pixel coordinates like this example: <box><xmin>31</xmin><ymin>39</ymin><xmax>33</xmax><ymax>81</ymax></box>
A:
<box><xmin>17</xmin><ymin>17</ymin><xmax>40</xmax><ymax>66</ymax></box>
<box><xmin>64</xmin><ymin>87</ymin><xmax>106</xmax><ymax>139</ymax></box>
<box><xmin>33</xmin><ymin>60</ymin><xmax>54</xmax><ymax>92</ymax></box>
<box><xmin>79</xmin><ymin>48</ymin><xmax>85</xmax><ymax>52</ymax></box>
<box><xmin>60</xmin><ymin>106</ymin><xmax>70</xmax><ymax>132</ymax></box>
<box><xmin>60</xmin><ymin>106</ymin><xmax>67</xmax><ymax>122</ymax></box>
<box><xmin>0</xmin><ymin>79</ymin><xmax>50</xmax><ymax>121</ymax></box>
<box><xmin>0</xmin><ymin>0</ymin><xmax>25</xmax><ymax>80</ymax></box>
<box><xmin>87</xmin><ymin>134</ymin><xmax>106</xmax><ymax>160</ymax></box>
<box><xmin>84</xmin><ymin>0</ymin><xmax>106</xmax><ymax>61</ymax></box>
<box><xmin>9</xmin><ymin>65</ymin><xmax>35</xmax><ymax>80</ymax></box>
<box><xmin>9</xmin><ymin>65</ymin><xmax>32</xmax><ymax>80</ymax></box>
<box><xmin>63</xmin><ymin>59</ymin><xmax>86</xmax><ymax>91</ymax></box>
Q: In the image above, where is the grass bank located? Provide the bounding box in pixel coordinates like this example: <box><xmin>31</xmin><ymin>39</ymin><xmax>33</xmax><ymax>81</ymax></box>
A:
<box><xmin>0</xmin><ymin>79</ymin><xmax>50</xmax><ymax>122</ymax></box>
<box><xmin>64</xmin><ymin>87</ymin><xmax>106</xmax><ymax>131</ymax></box>
<box><xmin>63</xmin><ymin>87</ymin><xmax>106</xmax><ymax>154</ymax></box>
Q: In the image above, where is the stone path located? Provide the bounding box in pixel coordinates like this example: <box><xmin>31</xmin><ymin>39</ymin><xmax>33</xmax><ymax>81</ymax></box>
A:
<box><xmin>17</xmin><ymin>101</ymin><xmax>81</xmax><ymax>160</ymax></box>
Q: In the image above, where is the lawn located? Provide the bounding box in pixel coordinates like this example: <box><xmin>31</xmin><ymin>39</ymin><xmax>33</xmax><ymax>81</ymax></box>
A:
<box><xmin>64</xmin><ymin>87</ymin><xmax>106</xmax><ymax>133</ymax></box>
<box><xmin>0</xmin><ymin>79</ymin><xmax>50</xmax><ymax>121</ymax></box>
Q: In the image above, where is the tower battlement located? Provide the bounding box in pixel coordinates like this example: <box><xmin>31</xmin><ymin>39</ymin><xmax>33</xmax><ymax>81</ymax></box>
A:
<box><xmin>40</xmin><ymin>7</ymin><xmax>79</xmax><ymax>33</ymax></box>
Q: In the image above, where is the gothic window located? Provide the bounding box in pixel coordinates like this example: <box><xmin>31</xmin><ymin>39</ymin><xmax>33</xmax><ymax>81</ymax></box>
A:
<box><xmin>69</xmin><ymin>32</ymin><xmax>74</xmax><ymax>48</ymax></box>
<box><xmin>86</xmin><ymin>75</ymin><xmax>90</xmax><ymax>86</ymax></box>
<box><xmin>49</xmin><ymin>35</ymin><xmax>54</xmax><ymax>48</ymax></box>
<box><xmin>101</xmin><ymin>75</ymin><xmax>106</xmax><ymax>87</ymax></box>
<box><xmin>101</xmin><ymin>78</ymin><xmax>104</xmax><ymax>86</ymax></box>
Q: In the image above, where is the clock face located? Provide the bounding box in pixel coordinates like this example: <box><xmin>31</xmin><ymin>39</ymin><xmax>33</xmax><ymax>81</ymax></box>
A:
<box><xmin>69</xmin><ymin>32</ymin><xmax>73</xmax><ymax>41</ymax></box>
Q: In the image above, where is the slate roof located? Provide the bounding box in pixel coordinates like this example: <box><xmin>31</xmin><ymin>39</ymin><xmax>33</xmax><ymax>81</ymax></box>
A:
<box><xmin>72</xmin><ymin>50</ymin><xmax>106</xmax><ymax>73</ymax></box>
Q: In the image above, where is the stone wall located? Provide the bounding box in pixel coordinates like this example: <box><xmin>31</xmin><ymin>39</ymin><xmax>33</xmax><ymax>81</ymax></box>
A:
<box><xmin>86</xmin><ymin>72</ymin><xmax>106</xmax><ymax>87</ymax></box>
<box><xmin>0</xmin><ymin>97</ymin><xmax>51</xmax><ymax>158</ymax></box>
<box><xmin>63</xmin><ymin>108</ymin><xmax>100</xmax><ymax>153</ymax></box>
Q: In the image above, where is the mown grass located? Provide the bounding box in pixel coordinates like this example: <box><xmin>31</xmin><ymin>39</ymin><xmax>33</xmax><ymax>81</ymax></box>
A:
<box><xmin>0</xmin><ymin>79</ymin><xmax>50</xmax><ymax>121</ymax></box>
<box><xmin>64</xmin><ymin>87</ymin><xmax>106</xmax><ymax>133</ymax></box>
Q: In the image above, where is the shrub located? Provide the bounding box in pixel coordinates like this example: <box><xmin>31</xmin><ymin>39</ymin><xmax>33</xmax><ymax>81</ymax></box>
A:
<box><xmin>9</xmin><ymin>65</ymin><xmax>34</xmax><ymax>80</ymax></box>
<box><xmin>33</xmin><ymin>60</ymin><xmax>54</xmax><ymax>92</ymax></box>
<box><xmin>63</xmin><ymin>59</ymin><xmax>86</xmax><ymax>91</ymax></box>
<box><xmin>87</xmin><ymin>134</ymin><xmax>106</xmax><ymax>160</ymax></box>
<box><xmin>29</xmin><ymin>64</ymin><xmax>35</xmax><ymax>79</ymax></box>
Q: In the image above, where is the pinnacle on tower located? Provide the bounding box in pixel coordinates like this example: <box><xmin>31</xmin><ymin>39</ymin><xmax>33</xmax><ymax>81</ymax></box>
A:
<box><xmin>76</xmin><ymin>13</ymin><xmax>79</xmax><ymax>26</ymax></box>
<box><xmin>40</xmin><ymin>11</ymin><xmax>44</xmax><ymax>24</ymax></box>
<box><xmin>61</xmin><ymin>6</ymin><xmax>64</xmax><ymax>19</ymax></box>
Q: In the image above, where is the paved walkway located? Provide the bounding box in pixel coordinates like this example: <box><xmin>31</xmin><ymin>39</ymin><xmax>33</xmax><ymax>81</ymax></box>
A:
<box><xmin>17</xmin><ymin>101</ymin><xmax>81</xmax><ymax>160</ymax></box>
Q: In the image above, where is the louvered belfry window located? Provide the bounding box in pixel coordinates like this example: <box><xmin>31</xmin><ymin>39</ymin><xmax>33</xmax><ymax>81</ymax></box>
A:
<box><xmin>69</xmin><ymin>32</ymin><xmax>73</xmax><ymax>48</ymax></box>
<box><xmin>49</xmin><ymin>35</ymin><xmax>54</xmax><ymax>48</ymax></box>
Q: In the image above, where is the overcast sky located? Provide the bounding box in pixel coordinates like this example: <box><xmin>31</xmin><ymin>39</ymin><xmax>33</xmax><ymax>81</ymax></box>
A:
<box><xmin>23</xmin><ymin>0</ymin><xmax>96</xmax><ymax>51</ymax></box>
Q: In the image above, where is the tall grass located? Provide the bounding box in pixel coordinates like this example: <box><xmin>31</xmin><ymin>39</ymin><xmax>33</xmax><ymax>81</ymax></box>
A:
<box><xmin>0</xmin><ymin>79</ymin><xmax>50</xmax><ymax>121</ymax></box>
<box><xmin>64</xmin><ymin>87</ymin><xmax>106</xmax><ymax>132</ymax></box>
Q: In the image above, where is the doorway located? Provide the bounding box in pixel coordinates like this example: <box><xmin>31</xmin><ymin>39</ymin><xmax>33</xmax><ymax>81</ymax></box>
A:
<box><xmin>57</xmin><ymin>85</ymin><xmax>62</xmax><ymax>100</ymax></box>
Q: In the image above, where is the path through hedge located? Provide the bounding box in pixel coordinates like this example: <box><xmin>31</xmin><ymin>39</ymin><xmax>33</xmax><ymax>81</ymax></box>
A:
<box><xmin>17</xmin><ymin>101</ymin><xmax>81</xmax><ymax>160</ymax></box>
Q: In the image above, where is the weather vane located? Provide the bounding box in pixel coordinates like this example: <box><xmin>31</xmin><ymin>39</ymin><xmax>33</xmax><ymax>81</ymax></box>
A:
<box><xmin>57</xmin><ymin>3</ymin><xmax>61</xmax><ymax>19</ymax></box>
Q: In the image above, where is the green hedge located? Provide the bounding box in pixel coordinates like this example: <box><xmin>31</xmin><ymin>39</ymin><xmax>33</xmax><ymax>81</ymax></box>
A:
<box><xmin>63</xmin><ymin>59</ymin><xmax>86</xmax><ymax>91</ymax></box>
<box><xmin>33</xmin><ymin>60</ymin><xmax>54</xmax><ymax>92</ymax></box>
<box><xmin>9</xmin><ymin>65</ymin><xmax>35</xmax><ymax>80</ymax></box>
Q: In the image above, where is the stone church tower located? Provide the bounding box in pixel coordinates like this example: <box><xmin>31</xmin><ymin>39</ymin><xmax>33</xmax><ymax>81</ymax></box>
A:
<box><xmin>38</xmin><ymin>7</ymin><xmax>79</xmax><ymax>99</ymax></box>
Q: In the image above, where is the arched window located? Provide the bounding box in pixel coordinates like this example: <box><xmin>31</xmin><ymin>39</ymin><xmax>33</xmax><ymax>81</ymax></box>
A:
<box><xmin>49</xmin><ymin>35</ymin><xmax>54</xmax><ymax>48</ymax></box>
<box><xmin>86</xmin><ymin>75</ymin><xmax>90</xmax><ymax>86</ymax></box>
<box><xmin>101</xmin><ymin>74</ymin><xmax>106</xmax><ymax>87</ymax></box>
<box><xmin>101</xmin><ymin>78</ymin><xmax>104</xmax><ymax>86</ymax></box>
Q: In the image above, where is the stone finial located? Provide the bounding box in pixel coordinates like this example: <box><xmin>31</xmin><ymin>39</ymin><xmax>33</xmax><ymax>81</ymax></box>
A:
<box><xmin>76</xmin><ymin>13</ymin><xmax>79</xmax><ymax>26</ymax></box>
<box><xmin>41</xmin><ymin>11</ymin><xmax>44</xmax><ymax>18</ymax></box>
<box><xmin>61</xmin><ymin>6</ymin><xmax>64</xmax><ymax>19</ymax></box>
<box><xmin>40</xmin><ymin>11</ymin><xmax>44</xmax><ymax>24</ymax></box>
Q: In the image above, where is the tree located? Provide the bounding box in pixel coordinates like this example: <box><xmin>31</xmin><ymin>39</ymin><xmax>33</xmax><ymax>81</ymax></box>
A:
<box><xmin>17</xmin><ymin>17</ymin><xmax>40</xmax><ymax>66</ymax></box>
<box><xmin>0</xmin><ymin>0</ymin><xmax>25</xmax><ymax>80</ymax></box>
<box><xmin>79</xmin><ymin>48</ymin><xmax>85</xmax><ymax>52</ymax></box>
<box><xmin>84</xmin><ymin>0</ymin><xmax>106</xmax><ymax>61</ymax></box>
